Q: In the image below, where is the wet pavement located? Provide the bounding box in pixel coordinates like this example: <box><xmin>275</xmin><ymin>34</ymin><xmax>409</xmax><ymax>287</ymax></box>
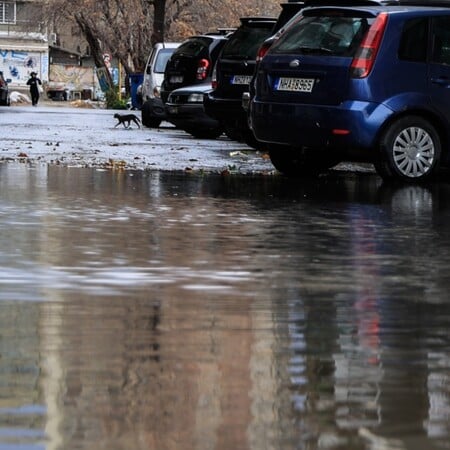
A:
<box><xmin>0</xmin><ymin>163</ymin><xmax>449</xmax><ymax>449</ymax></box>
<box><xmin>0</xmin><ymin>104</ymin><xmax>275</xmax><ymax>174</ymax></box>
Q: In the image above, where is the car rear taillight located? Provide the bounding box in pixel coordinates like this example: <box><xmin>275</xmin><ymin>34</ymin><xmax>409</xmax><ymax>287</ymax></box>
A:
<box><xmin>211</xmin><ymin>65</ymin><xmax>218</xmax><ymax>89</ymax></box>
<box><xmin>350</xmin><ymin>12</ymin><xmax>388</xmax><ymax>79</ymax></box>
<box><xmin>256</xmin><ymin>40</ymin><xmax>273</xmax><ymax>63</ymax></box>
<box><xmin>196</xmin><ymin>59</ymin><xmax>210</xmax><ymax>80</ymax></box>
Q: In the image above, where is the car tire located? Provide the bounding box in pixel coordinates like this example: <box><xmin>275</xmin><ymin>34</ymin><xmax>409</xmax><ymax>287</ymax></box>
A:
<box><xmin>243</xmin><ymin>129</ymin><xmax>265</xmax><ymax>150</ymax></box>
<box><xmin>141</xmin><ymin>102</ymin><xmax>162</xmax><ymax>128</ymax></box>
<box><xmin>269</xmin><ymin>145</ymin><xmax>339</xmax><ymax>177</ymax></box>
<box><xmin>375</xmin><ymin>116</ymin><xmax>440</xmax><ymax>182</ymax></box>
<box><xmin>224</xmin><ymin>125</ymin><xmax>244</xmax><ymax>142</ymax></box>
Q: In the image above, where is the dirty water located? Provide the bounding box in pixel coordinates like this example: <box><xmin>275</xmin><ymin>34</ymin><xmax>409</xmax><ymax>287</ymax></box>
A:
<box><xmin>0</xmin><ymin>163</ymin><xmax>449</xmax><ymax>450</ymax></box>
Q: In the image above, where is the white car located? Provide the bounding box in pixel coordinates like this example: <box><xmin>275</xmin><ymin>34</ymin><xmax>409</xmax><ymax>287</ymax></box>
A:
<box><xmin>141</xmin><ymin>42</ymin><xmax>180</xmax><ymax>128</ymax></box>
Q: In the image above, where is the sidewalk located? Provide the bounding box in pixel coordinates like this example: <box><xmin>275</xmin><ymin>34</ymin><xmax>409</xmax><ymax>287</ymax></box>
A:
<box><xmin>10</xmin><ymin>90</ymin><xmax>105</xmax><ymax>109</ymax></box>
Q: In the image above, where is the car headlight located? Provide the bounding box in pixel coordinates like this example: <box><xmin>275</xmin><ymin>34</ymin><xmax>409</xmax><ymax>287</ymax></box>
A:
<box><xmin>187</xmin><ymin>93</ymin><xmax>204</xmax><ymax>103</ymax></box>
<box><xmin>153</xmin><ymin>86</ymin><xmax>161</xmax><ymax>98</ymax></box>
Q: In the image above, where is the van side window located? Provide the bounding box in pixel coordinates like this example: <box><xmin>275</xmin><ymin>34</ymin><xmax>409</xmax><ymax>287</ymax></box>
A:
<box><xmin>398</xmin><ymin>18</ymin><xmax>428</xmax><ymax>62</ymax></box>
<box><xmin>431</xmin><ymin>17</ymin><xmax>450</xmax><ymax>65</ymax></box>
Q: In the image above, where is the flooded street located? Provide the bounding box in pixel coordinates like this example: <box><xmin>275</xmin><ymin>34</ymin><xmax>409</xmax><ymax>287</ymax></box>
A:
<box><xmin>0</xmin><ymin>162</ymin><xmax>450</xmax><ymax>450</ymax></box>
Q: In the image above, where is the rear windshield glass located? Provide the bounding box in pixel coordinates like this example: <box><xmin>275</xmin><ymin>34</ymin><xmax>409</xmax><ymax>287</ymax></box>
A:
<box><xmin>154</xmin><ymin>49</ymin><xmax>176</xmax><ymax>72</ymax></box>
<box><xmin>222</xmin><ymin>25</ymin><xmax>275</xmax><ymax>59</ymax></box>
<box><xmin>270</xmin><ymin>14</ymin><xmax>372</xmax><ymax>57</ymax></box>
<box><xmin>174</xmin><ymin>37</ymin><xmax>213</xmax><ymax>57</ymax></box>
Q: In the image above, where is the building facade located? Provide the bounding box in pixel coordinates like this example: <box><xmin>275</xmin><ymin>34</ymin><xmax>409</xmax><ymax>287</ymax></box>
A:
<box><xmin>0</xmin><ymin>0</ymin><xmax>49</xmax><ymax>90</ymax></box>
<box><xmin>0</xmin><ymin>0</ymin><xmax>100</xmax><ymax>100</ymax></box>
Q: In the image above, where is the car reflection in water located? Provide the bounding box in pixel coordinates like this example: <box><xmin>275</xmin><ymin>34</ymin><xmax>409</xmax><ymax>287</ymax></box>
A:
<box><xmin>0</xmin><ymin>164</ymin><xmax>450</xmax><ymax>450</ymax></box>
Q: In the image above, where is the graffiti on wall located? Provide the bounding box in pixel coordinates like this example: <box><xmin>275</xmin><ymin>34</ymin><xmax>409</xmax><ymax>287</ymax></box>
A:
<box><xmin>49</xmin><ymin>65</ymin><xmax>95</xmax><ymax>91</ymax></box>
<box><xmin>0</xmin><ymin>49</ymin><xmax>47</xmax><ymax>84</ymax></box>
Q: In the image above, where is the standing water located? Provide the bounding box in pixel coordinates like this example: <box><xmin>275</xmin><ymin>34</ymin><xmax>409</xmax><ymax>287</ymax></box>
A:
<box><xmin>0</xmin><ymin>163</ymin><xmax>449</xmax><ymax>450</ymax></box>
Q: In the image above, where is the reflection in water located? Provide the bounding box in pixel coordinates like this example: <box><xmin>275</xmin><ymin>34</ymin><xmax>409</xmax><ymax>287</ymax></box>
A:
<box><xmin>0</xmin><ymin>164</ymin><xmax>450</xmax><ymax>449</ymax></box>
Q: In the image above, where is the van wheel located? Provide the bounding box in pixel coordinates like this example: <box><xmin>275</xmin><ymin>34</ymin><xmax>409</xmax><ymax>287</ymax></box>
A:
<box><xmin>375</xmin><ymin>116</ymin><xmax>440</xmax><ymax>182</ymax></box>
<box><xmin>141</xmin><ymin>102</ymin><xmax>161</xmax><ymax>128</ymax></box>
<box><xmin>224</xmin><ymin>125</ymin><xmax>243</xmax><ymax>142</ymax></box>
<box><xmin>269</xmin><ymin>145</ymin><xmax>339</xmax><ymax>177</ymax></box>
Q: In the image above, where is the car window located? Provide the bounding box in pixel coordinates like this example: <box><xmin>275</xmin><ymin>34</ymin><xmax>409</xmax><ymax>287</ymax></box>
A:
<box><xmin>222</xmin><ymin>25</ymin><xmax>274</xmax><ymax>59</ymax></box>
<box><xmin>270</xmin><ymin>14</ymin><xmax>371</xmax><ymax>57</ymax></box>
<box><xmin>398</xmin><ymin>18</ymin><xmax>428</xmax><ymax>62</ymax></box>
<box><xmin>431</xmin><ymin>16</ymin><xmax>450</xmax><ymax>65</ymax></box>
<box><xmin>174</xmin><ymin>37</ymin><xmax>213</xmax><ymax>57</ymax></box>
<box><xmin>154</xmin><ymin>49</ymin><xmax>175</xmax><ymax>73</ymax></box>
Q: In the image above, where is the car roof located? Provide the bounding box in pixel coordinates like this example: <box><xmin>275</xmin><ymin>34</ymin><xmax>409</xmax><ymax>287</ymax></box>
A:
<box><xmin>153</xmin><ymin>42</ymin><xmax>180</xmax><ymax>49</ymax></box>
<box><xmin>238</xmin><ymin>17</ymin><xmax>277</xmax><ymax>26</ymax></box>
<box><xmin>299</xmin><ymin>0</ymin><xmax>450</xmax><ymax>16</ymax></box>
<box><xmin>203</xmin><ymin>29</ymin><xmax>236</xmax><ymax>37</ymax></box>
<box><xmin>304</xmin><ymin>0</ymin><xmax>450</xmax><ymax>5</ymax></box>
<box><xmin>169</xmin><ymin>82</ymin><xmax>214</xmax><ymax>94</ymax></box>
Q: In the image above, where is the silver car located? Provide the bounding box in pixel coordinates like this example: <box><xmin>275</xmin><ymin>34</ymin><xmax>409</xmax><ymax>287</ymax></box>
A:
<box><xmin>140</xmin><ymin>42</ymin><xmax>180</xmax><ymax>128</ymax></box>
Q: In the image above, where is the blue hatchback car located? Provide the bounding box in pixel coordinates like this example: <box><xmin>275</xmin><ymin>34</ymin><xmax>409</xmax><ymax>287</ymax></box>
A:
<box><xmin>250</xmin><ymin>0</ymin><xmax>450</xmax><ymax>182</ymax></box>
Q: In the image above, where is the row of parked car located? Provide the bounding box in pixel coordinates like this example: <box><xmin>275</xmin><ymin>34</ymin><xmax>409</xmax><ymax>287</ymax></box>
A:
<box><xmin>144</xmin><ymin>0</ymin><xmax>450</xmax><ymax>183</ymax></box>
<box><xmin>138</xmin><ymin>5</ymin><xmax>297</xmax><ymax>141</ymax></box>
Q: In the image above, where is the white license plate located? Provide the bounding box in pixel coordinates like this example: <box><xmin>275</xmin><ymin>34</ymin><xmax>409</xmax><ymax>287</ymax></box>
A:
<box><xmin>275</xmin><ymin>77</ymin><xmax>314</xmax><ymax>92</ymax></box>
<box><xmin>231</xmin><ymin>75</ymin><xmax>252</xmax><ymax>85</ymax></box>
<box><xmin>170</xmin><ymin>75</ymin><xmax>183</xmax><ymax>83</ymax></box>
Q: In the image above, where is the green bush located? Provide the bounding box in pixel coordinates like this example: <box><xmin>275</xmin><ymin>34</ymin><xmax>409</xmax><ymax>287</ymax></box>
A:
<box><xmin>105</xmin><ymin>88</ymin><xmax>128</xmax><ymax>109</ymax></box>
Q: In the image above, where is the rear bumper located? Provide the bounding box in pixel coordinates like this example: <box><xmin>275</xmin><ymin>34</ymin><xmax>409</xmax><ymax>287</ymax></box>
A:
<box><xmin>250</xmin><ymin>99</ymin><xmax>394</xmax><ymax>158</ymax></box>
<box><xmin>165</xmin><ymin>103</ymin><xmax>220</xmax><ymax>130</ymax></box>
<box><xmin>204</xmin><ymin>93</ymin><xmax>247</xmax><ymax>128</ymax></box>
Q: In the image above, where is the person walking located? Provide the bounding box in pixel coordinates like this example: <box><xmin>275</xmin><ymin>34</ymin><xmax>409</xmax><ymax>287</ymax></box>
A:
<box><xmin>26</xmin><ymin>72</ymin><xmax>42</xmax><ymax>106</ymax></box>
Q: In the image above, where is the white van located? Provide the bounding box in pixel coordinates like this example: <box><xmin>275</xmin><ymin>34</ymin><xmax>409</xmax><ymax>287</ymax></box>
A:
<box><xmin>140</xmin><ymin>42</ymin><xmax>180</xmax><ymax>128</ymax></box>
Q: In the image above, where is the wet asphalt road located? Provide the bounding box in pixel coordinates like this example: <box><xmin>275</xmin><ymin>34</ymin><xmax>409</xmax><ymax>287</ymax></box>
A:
<box><xmin>0</xmin><ymin>103</ymin><xmax>277</xmax><ymax>173</ymax></box>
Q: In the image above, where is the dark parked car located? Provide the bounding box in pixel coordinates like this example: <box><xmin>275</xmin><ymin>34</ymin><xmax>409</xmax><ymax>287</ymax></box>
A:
<box><xmin>255</xmin><ymin>1</ymin><xmax>307</xmax><ymax>58</ymax></box>
<box><xmin>165</xmin><ymin>83</ymin><xmax>223</xmax><ymax>139</ymax></box>
<box><xmin>0</xmin><ymin>71</ymin><xmax>10</xmax><ymax>106</ymax></box>
<box><xmin>160</xmin><ymin>31</ymin><xmax>231</xmax><ymax>104</ymax></box>
<box><xmin>203</xmin><ymin>17</ymin><xmax>276</xmax><ymax>148</ymax></box>
<box><xmin>250</xmin><ymin>0</ymin><xmax>450</xmax><ymax>182</ymax></box>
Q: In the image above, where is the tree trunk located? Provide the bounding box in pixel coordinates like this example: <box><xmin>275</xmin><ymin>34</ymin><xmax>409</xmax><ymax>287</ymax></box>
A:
<box><xmin>75</xmin><ymin>13</ymin><xmax>114</xmax><ymax>90</ymax></box>
<box><xmin>151</xmin><ymin>0</ymin><xmax>166</xmax><ymax>45</ymax></box>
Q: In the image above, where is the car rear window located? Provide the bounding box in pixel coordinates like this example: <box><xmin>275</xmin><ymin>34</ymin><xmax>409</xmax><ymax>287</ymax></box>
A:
<box><xmin>174</xmin><ymin>37</ymin><xmax>213</xmax><ymax>57</ymax></box>
<box><xmin>270</xmin><ymin>13</ymin><xmax>373</xmax><ymax>57</ymax></box>
<box><xmin>154</xmin><ymin>49</ymin><xmax>175</xmax><ymax>72</ymax></box>
<box><xmin>221</xmin><ymin>24</ymin><xmax>275</xmax><ymax>59</ymax></box>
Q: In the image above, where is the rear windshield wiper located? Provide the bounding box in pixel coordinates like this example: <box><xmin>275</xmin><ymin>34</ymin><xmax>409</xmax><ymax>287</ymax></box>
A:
<box><xmin>297</xmin><ymin>46</ymin><xmax>333</xmax><ymax>55</ymax></box>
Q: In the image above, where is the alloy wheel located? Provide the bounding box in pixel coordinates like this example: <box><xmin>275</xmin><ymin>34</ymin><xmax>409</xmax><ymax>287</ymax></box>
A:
<box><xmin>392</xmin><ymin>126</ymin><xmax>435</xmax><ymax>178</ymax></box>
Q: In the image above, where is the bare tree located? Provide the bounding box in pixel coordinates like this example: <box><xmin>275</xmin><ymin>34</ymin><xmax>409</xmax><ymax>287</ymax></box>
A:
<box><xmin>43</xmin><ymin>0</ymin><xmax>281</xmax><ymax>82</ymax></box>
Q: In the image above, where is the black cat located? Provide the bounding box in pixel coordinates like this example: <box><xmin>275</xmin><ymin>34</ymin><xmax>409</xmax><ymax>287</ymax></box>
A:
<box><xmin>114</xmin><ymin>113</ymin><xmax>141</xmax><ymax>129</ymax></box>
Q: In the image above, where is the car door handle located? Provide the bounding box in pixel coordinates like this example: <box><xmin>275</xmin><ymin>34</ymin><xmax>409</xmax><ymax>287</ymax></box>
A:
<box><xmin>431</xmin><ymin>76</ymin><xmax>450</xmax><ymax>87</ymax></box>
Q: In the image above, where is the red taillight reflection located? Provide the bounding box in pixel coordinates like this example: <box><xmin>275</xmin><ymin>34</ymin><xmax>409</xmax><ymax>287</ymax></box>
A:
<box><xmin>196</xmin><ymin>59</ymin><xmax>210</xmax><ymax>80</ymax></box>
<box><xmin>350</xmin><ymin>12</ymin><xmax>388</xmax><ymax>78</ymax></box>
